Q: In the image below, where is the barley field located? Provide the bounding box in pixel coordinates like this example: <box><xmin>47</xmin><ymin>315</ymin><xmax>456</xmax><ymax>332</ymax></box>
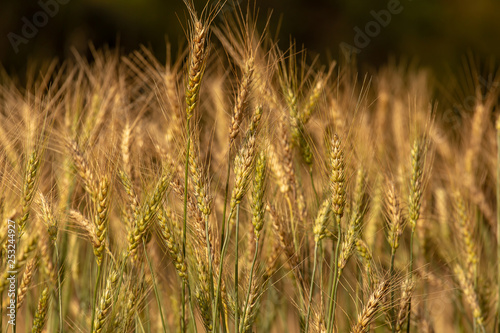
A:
<box><xmin>1</xmin><ymin>1</ymin><xmax>499</xmax><ymax>332</ymax></box>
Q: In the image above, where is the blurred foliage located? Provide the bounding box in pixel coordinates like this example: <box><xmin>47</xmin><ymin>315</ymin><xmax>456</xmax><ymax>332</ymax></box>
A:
<box><xmin>0</xmin><ymin>0</ymin><xmax>499</xmax><ymax>76</ymax></box>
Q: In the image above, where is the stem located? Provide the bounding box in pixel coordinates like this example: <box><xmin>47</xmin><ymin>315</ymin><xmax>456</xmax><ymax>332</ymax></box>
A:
<box><xmin>326</xmin><ymin>217</ymin><xmax>342</xmax><ymax>333</ymax></box>
<box><xmin>319</xmin><ymin>242</ymin><xmax>325</xmax><ymax>315</ymax></box>
<box><xmin>181</xmin><ymin>281</ymin><xmax>186</xmax><ymax>333</ymax></box>
<box><xmin>406</xmin><ymin>229</ymin><xmax>414</xmax><ymax>333</ymax></box>
<box><xmin>181</xmin><ymin>118</ymin><xmax>191</xmax><ymax>333</ymax></box>
<box><xmin>220</xmin><ymin>155</ymin><xmax>232</xmax><ymax>252</ymax></box>
<box><xmin>241</xmin><ymin>239</ymin><xmax>259</xmax><ymax>332</ymax></box>
<box><xmin>143</xmin><ymin>241</ymin><xmax>168</xmax><ymax>333</ymax></box>
<box><xmin>305</xmin><ymin>242</ymin><xmax>319</xmax><ymax>333</ymax></box>
<box><xmin>213</xmin><ymin>155</ymin><xmax>232</xmax><ymax>333</ymax></box>
<box><xmin>285</xmin><ymin>194</ymin><xmax>299</xmax><ymax>255</ymax></box>
<box><xmin>55</xmin><ymin>244</ymin><xmax>64</xmax><ymax>333</ymax></box>
<box><xmin>390</xmin><ymin>248</ymin><xmax>396</xmax><ymax>333</ymax></box>
<box><xmin>90</xmin><ymin>264</ymin><xmax>102</xmax><ymax>332</ymax></box>
<box><xmin>205</xmin><ymin>215</ymin><xmax>215</xmax><ymax>301</ymax></box>
<box><xmin>234</xmin><ymin>204</ymin><xmax>241</xmax><ymax>333</ymax></box>
<box><xmin>330</xmin><ymin>271</ymin><xmax>341</xmax><ymax>333</ymax></box>
<box><xmin>186</xmin><ymin>283</ymin><xmax>198</xmax><ymax>333</ymax></box>
<box><xmin>213</xmin><ymin>206</ymin><xmax>235</xmax><ymax>332</ymax></box>
<box><xmin>309</xmin><ymin>167</ymin><xmax>319</xmax><ymax>208</ymax></box>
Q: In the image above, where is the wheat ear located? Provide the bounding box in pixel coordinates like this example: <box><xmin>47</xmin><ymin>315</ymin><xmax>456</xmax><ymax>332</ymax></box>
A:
<box><xmin>229</xmin><ymin>57</ymin><xmax>255</xmax><ymax>144</ymax></box>
<box><xmin>127</xmin><ymin>169</ymin><xmax>170</xmax><ymax>260</ymax></box>
<box><xmin>157</xmin><ymin>207</ymin><xmax>188</xmax><ymax>279</ymax></box>
<box><xmin>18</xmin><ymin>149</ymin><xmax>41</xmax><ymax>236</ymax></box>
<box><xmin>339</xmin><ymin>168</ymin><xmax>367</xmax><ymax>272</ymax></box>
<box><xmin>93</xmin><ymin>270</ymin><xmax>119</xmax><ymax>333</ymax></box>
<box><xmin>350</xmin><ymin>280</ymin><xmax>390</xmax><ymax>333</ymax></box>
<box><xmin>0</xmin><ymin>233</ymin><xmax>38</xmax><ymax>294</ymax></box>
<box><xmin>17</xmin><ymin>257</ymin><xmax>37</xmax><ymax>310</ymax></box>
<box><xmin>327</xmin><ymin>133</ymin><xmax>346</xmax><ymax>333</ymax></box>
<box><xmin>395</xmin><ymin>278</ymin><xmax>415</xmax><ymax>333</ymax></box>
<box><xmin>31</xmin><ymin>287</ymin><xmax>50</xmax><ymax>333</ymax></box>
<box><xmin>406</xmin><ymin>139</ymin><xmax>424</xmax><ymax>333</ymax></box>
<box><xmin>454</xmin><ymin>264</ymin><xmax>485</xmax><ymax>331</ymax></box>
<box><xmin>94</xmin><ymin>176</ymin><xmax>110</xmax><ymax>266</ymax></box>
<box><xmin>68</xmin><ymin>140</ymin><xmax>98</xmax><ymax>199</ymax></box>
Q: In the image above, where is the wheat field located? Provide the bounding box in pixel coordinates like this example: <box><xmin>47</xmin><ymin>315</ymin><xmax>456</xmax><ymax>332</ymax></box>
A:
<box><xmin>0</xmin><ymin>1</ymin><xmax>499</xmax><ymax>332</ymax></box>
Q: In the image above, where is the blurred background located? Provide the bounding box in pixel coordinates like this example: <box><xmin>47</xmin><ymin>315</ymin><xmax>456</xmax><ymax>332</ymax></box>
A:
<box><xmin>0</xmin><ymin>0</ymin><xmax>499</xmax><ymax>77</ymax></box>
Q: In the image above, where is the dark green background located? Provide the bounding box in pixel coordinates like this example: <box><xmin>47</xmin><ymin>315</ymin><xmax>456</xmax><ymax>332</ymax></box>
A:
<box><xmin>1</xmin><ymin>0</ymin><xmax>499</xmax><ymax>75</ymax></box>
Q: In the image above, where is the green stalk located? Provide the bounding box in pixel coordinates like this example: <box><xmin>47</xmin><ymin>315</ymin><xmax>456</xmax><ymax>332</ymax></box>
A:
<box><xmin>330</xmin><ymin>272</ymin><xmax>341</xmax><ymax>332</ymax></box>
<box><xmin>181</xmin><ymin>118</ymin><xmax>191</xmax><ymax>333</ymax></box>
<box><xmin>143</xmin><ymin>241</ymin><xmax>168</xmax><ymax>333</ymax></box>
<box><xmin>180</xmin><ymin>284</ymin><xmax>186</xmax><ymax>332</ymax></box>
<box><xmin>285</xmin><ymin>195</ymin><xmax>299</xmax><ymax>255</ymax></box>
<box><xmin>406</xmin><ymin>230</ymin><xmax>414</xmax><ymax>333</ymax></box>
<box><xmin>55</xmin><ymin>245</ymin><xmax>64</xmax><ymax>333</ymax></box>
<box><xmin>213</xmin><ymin>206</ymin><xmax>236</xmax><ymax>332</ymax></box>
<box><xmin>204</xmin><ymin>211</ymin><xmax>216</xmax><ymax>332</ymax></box>
<box><xmin>318</xmin><ymin>242</ymin><xmax>325</xmax><ymax>316</ymax></box>
<box><xmin>186</xmin><ymin>284</ymin><xmax>198</xmax><ymax>333</ymax></box>
<box><xmin>326</xmin><ymin>217</ymin><xmax>342</xmax><ymax>333</ymax></box>
<box><xmin>234</xmin><ymin>203</ymin><xmax>241</xmax><ymax>332</ymax></box>
<box><xmin>309</xmin><ymin>168</ymin><xmax>319</xmax><ymax>208</ymax></box>
<box><xmin>213</xmin><ymin>155</ymin><xmax>232</xmax><ymax>333</ymax></box>
<box><xmin>390</xmin><ymin>248</ymin><xmax>396</xmax><ymax>333</ymax></box>
<box><xmin>90</xmin><ymin>264</ymin><xmax>103</xmax><ymax>332</ymax></box>
<box><xmin>326</xmin><ymin>239</ymin><xmax>335</xmax><ymax>312</ymax></box>
<box><xmin>205</xmin><ymin>216</ymin><xmax>215</xmax><ymax>301</ymax></box>
<box><xmin>304</xmin><ymin>242</ymin><xmax>319</xmax><ymax>333</ymax></box>
<box><xmin>220</xmin><ymin>156</ymin><xmax>232</xmax><ymax>253</ymax></box>
<box><xmin>241</xmin><ymin>239</ymin><xmax>259</xmax><ymax>332</ymax></box>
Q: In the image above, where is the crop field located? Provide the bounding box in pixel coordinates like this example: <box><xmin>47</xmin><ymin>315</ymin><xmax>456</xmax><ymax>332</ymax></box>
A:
<box><xmin>0</xmin><ymin>1</ymin><xmax>499</xmax><ymax>332</ymax></box>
